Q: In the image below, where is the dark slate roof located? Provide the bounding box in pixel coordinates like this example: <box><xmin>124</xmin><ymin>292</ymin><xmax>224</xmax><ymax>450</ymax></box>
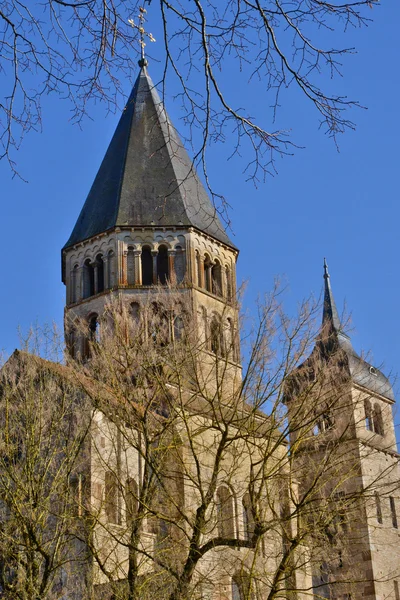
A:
<box><xmin>64</xmin><ymin>66</ymin><xmax>233</xmax><ymax>250</ymax></box>
<box><xmin>319</xmin><ymin>260</ymin><xmax>394</xmax><ymax>401</ymax></box>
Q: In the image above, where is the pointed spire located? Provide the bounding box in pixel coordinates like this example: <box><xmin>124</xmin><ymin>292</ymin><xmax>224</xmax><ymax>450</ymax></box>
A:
<box><xmin>64</xmin><ymin>66</ymin><xmax>233</xmax><ymax>251</ymax></box>
<box><xmin>322</xmin><ymin>258</ymin><xmax>342</xmax><ymax>333</ymax></box>
<box><xmin>317</xmin><ymin>259</ymin><xmax>394</xmax><ymax>400</ymax></box>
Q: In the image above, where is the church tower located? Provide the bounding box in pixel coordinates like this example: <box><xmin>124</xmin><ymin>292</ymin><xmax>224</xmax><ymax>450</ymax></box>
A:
<box><xmin>62</xmin><ymin>61</ymin><xmax>240</xmax><ymax>383</ymax></box>
<box><xmin>286</xmin><ymin>262</ymin><xmax>400</xmax><ymax>600</ymax></box>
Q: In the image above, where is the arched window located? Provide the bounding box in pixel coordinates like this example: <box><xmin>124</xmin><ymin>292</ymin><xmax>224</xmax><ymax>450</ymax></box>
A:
<box><xmin>68</xmin><ymin>327</ymin><xmax>77</xmax><ymax>359</ymax></box>
<box><xmin>83</xmin><ymin>314</ymin><xmax>100</xmax><ymax>359</ymax></box>
<box><xmin>131</xmin><ymin>302</ymin><xmax>140</xmax><ymax>323</ymax></box>
<box><xmin>211</xmin><ymin>260</ymin><xmax>222</xmax><ymax>296</ymax></box>
<box><xmin>174</xmin><ymin>246</ymin><xmax>185</xmax><ymax>283</ymax></box>
<box><xmin>71</xmin><ymin>264</ymin><xmax>79</xmax><ymax>303</ymax></box>
<box><xmin>204</xmin><ymin>255</ymin><xmax>212</xmax><ymax>293</ymax></box>
<box><xmin>242</xmin><ymin>492</ymin><xmax>254</xmax><ymax>540</ymax></box>
<box><xmin>105</xmin><ymin>471</ymin><xmax>120</xmax><ymax>524</ymax></box>
<box><xmin>107</xmin><ymin>250</ymin><xmax>116</xmax><ymax>288</ymax></box>
<box><xmin>174</xmin><ymin>315</ymin><xmax>184</xmax><ymax>341</ymax></box>
<box><xmin>148</xmin><ymin>303</ymin><xmax>169</xmax><ymax>345</ymax></box>
<box><xmin>89</xmin><ymin>313</ymin><xmax>100</xmax><ymax>342</ymax></box>
<box><xmin>390</xmin><ymin>496</ymin><xmax>398</xmax><ymax>529</ymax></box>
<box><xmin>159</xmin><ymin>312</ymin><xmax>170</xmax><ymax>346</ymax></box>
<box><xmin>127</xmin><ymin>247</ymin><xmax>135</xmax><ymax>285</ymax></box>
<box><xmin>141</xmin><ymin>246</ymin><xmax>153</xmax><ymax>285</ymax></box>
<box><xmin>216</xmin><ymin>485</ymin><xmax>235</xmax><ymax>538</ymax></box>
<box><xmin>83</xmin><ymin>259</ymin><xmax>95</xmax><ymax>299</ymax></box>
<box><xmin>95</xmin><ymin>254</ymin><xmax>104</xmax><ymax>293</ymax></box>
<box><xmin>126</xmin><ymin>477</ymin><xmax>139</xmax><ymax>527</ymax></box>
<box><xmin>364</xmin><ymin>399</ymin><xmax>373</xmax><ymax>432</ymax></box>
<box><xmin>373</xmin><ymin>404</ymin><xmax>384</xmax><ymax>436</ymax></box>
<box><xmin>210</xmin><ymin>316</ymin><xmax>224</xmax><ymax>356</ymax></box>
<box><xmin>157</xmin><ymin>245</ymin><xmax>169</xmax><ymax>284</ymax></box>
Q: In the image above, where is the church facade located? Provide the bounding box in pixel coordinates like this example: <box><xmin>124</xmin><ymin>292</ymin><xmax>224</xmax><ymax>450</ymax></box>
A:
<box><xmin>58</xmin><ymin>60</ymin><xmax>400</xmax><ymax>600</ymax></box>
<box><xmin>0</xmin><ymin>60</ymin><xmax>398</xmax><ymax>600</ymax></box>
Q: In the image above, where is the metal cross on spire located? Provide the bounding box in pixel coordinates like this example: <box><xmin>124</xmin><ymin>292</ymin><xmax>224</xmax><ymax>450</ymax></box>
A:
<box><xmin>128</xmin><ymin>1</ymin><xmax>156</xmax><ymax>68</ymax></box>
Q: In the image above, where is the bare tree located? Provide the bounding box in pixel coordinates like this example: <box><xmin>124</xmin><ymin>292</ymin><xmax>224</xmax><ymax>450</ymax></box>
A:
<box><xmin>61</xmin><ymin>287</ymin><xmax>400</xmax><ymax>600</ymax></box>
<box><xmin>1</xmin><ymin>0</ymin><xmax>376</xmax><ymax>187</ymax></box>
<box><xmin>0</xmin><ymin>343</ymin><xmax>92</xmax><ymax>599</ymax></box>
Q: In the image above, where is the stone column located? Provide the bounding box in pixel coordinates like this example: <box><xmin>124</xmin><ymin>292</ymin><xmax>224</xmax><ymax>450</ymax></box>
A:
<box><xmin>103</xmin><ymin>256</ymin><xmax>109</xmax><ymax>289</ymax></box>
<box><xmin>199</xmin><ymin>255</ymin><xmax>205</xmax><ymax>289</ymax></box>
<box><xmin>222</xmin><ymin>265</ymin><xmax>228</xmax><ymax>299</ymax></box>
<box><xmin>205</xmin><ymin>264</ymin><xmax>212</xmax><ymax>292</ymax></box>
<box><xmin>122</xmin><ymin>250</ymin><xmax>128</xmax><ymax>286</ymax></box>
<box><xmin>93</xmin><ymin>263</ymin><xmax>99</xmax><ymax>295</ymax></box>
<box><xmin>117</xmin><ymin>240</ymin><xmax>125</xmax><ymax>286</ymax></box>
<box><xmin>78</xmin><ymin>266</ymin><xmax>85</xmax><ymax>300</ymax></box>
<box><xmin>134</xmin><ymin>249</ymin><xmax>142</xmax><ymax>285</ymax></box>
<box><xmin>168</xmin><ymin>249</ymin><xmax>176</xmax><ymax>283</ymax></box>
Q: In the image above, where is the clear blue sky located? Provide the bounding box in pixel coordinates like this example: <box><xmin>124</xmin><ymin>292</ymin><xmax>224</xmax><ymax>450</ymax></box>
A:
<box><xmin>0</xmin><ymin>4</ymin><xmax>399</xmax><ymax>430</ymax></box>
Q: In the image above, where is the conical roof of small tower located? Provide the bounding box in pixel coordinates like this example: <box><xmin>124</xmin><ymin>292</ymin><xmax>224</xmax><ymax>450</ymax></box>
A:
<box><xmin>64</xmin><ymin>65</ymin><xmax>234</xmax><ymax>250</ymax></box>
<box><xmin>318</xmin><ymin>260</ymin><xmax>394</xmax><ymax>401</ymax></box>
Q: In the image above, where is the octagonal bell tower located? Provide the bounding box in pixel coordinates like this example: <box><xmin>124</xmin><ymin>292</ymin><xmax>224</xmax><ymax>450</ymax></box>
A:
<box><xmin>62</xmin><ymin>62</ymin><xmax>241</xmax><ymax>385</ymax></box>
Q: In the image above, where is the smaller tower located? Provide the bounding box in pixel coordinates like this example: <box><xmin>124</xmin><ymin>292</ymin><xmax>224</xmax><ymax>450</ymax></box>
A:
<box><xmin>286</xmin><ymin>261</ymin><xmax>400</xmax><ymax>600</ymax></box>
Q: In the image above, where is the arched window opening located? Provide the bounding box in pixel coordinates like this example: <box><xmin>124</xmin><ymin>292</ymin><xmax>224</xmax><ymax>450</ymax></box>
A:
<box><xmin>68</xmin><ymin>328</ymin><xmax>77</xmax><ymax>359</ymax></box>
<box><xmin>105</xmin><ymin>471</ymin><xmax>120</xmax><ymax>525</ymax></box>
<box><xmin>204</xmin><ymin>255</ymin><xmax>212</xmax><ymax>293</ymax></box>
<box><xmin>225</xmin><ymin>266</ymin><xmax>232</xmax><ymax>301</ymax></box>
<box><xmin>157</xmin><ymin>245</ymin><xmax>169</xmax><ymax>285</ymax></box>
<box><xmin>174</xmin><ymin>315</ymin><xmax>184</xmax><ymax>341</ymax></box>
<box><xmin>95</xmin><ymin>254</ymin><xmax>104</xmax><ymax>293</ymax></box>
<box><xmin>210</xmin><ymin>316</ymin><xmax>225</xmax><ymax>356</ymax></box>
<box><xmin>156</xmin><ymin>312</ymin><xmax>170</xmax><ymax>346</ymax></box>
<box><xmin>127</xmin><ymin>247</ymin><xmax>135</xmax><ymax>285</ymax></box>
<box><xmin>131</xmin><ymin>302</ymin><xmax>140</xmax><ymax>323</ymax></box>
<box><xmin>126</xmin><ymin>478</ymin><xmax>139</xmax><ymax>527</ymax></box>
<box><xmin>107</xmin><ymin>250</ymin><xmax>116</xmax><ymax>288</ymax></box>
<box><xmin>141</xmin><ymin>246</ymin><xmax>153</xmax><ymax>285</ymax></box>
<box><xmin>216</xmin><ymin>485</ymin><xmax>235</xmax><ymax>538</ymax></box>
<box><xmin>174</xmin><ymin>246</ymin><xmax>185</xmax><ymax>283</ymax></box>
<box><xmin>242</xmin><ymin>493</ymin><xmax>254</xmax><ymax>540</ymax></box>
<box><xmin>313</xmin><ymin>411</ymin><xmax>334</xmax><ymax>435</ymax></box>
<box><xmin>373</xmin><ymin>404</ymin><xmax>384</xmax><ymax>436</ymax></box>
<box><xmin>89</xmin><ymin>314</ymin><xmax>100</xmax><ymax>343</ymax></box>
<box><xmin>83</xmin><ymin>259</ymin><xmax>95</xmax><ymax>299</ymax></box>
<box><xmin>71</xmin><ymin>264</ymin><xmax>79</xmax><ymax>303</ymax></box>
<box><xmin>390</xmin><ymin>496</ymin><xmax>398</xmax><ymax>529</ymax></box>
<box><xmin>211</xmin><ymin>260</ymin><xmax>222</xmax><ymax>296</ymax></box>
<box><xmin>364</xmin><ymin>399</ymin><xmax>373</xmax><ymax>432</ymax></box>
<box><xmin>148</xmin><ymin>303</ymin><xmax>169</xmax><ymax>345</ymax></box>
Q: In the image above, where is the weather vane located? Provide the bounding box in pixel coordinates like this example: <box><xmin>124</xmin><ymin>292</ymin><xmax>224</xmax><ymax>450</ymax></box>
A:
<box><xmin>129</xmin><ymin>1</ymin><xmax>155</xmax><ymax>67</ymax></box>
